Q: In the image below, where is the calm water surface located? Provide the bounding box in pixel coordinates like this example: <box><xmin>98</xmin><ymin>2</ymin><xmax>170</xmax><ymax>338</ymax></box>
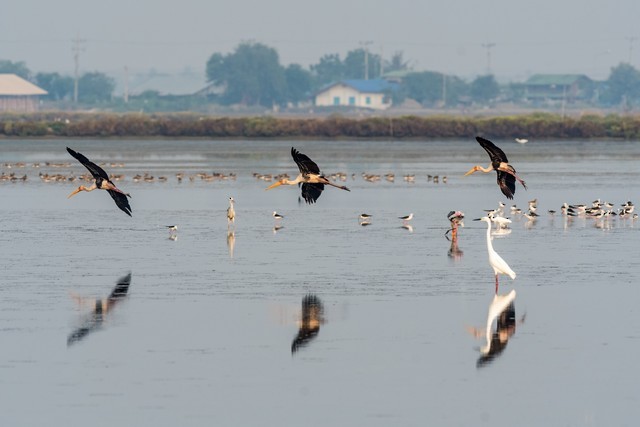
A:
<box><xmin>1</xmin><ymin>138</ymin><xmax>639</xmax><ymax>426</ymax></box>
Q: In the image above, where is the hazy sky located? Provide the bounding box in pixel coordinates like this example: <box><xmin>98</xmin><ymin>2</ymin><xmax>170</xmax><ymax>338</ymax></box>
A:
<box><xmin>3</xmin><ymin>0</ymin><xmax>640</xmax><ymax>81</ymax></box>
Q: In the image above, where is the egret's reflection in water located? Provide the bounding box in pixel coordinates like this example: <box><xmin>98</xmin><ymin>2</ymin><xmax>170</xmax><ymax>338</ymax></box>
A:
<box><xmin>468</xmin><ymin>290</ymin><xmax>525</xmax><ymax>368</ymax></box>
<box><xmin>291</xmin><ymin>294</ymin><xmax>325</xmax><ymax>354</ymax></box>
<box><xmin>227</xmin><ymin>230</ymin><xmax>236</xmax><ymax>258</ymax></box>
<box><xmin>67</xmin><ymin>272</ymin><xmax>132</xmax><ymax>346</ymax></box>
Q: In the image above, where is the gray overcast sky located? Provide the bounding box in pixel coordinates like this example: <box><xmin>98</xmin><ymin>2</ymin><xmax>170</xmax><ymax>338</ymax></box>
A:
<box><xmin>3</xmin><ymin>0</ymin><xmax>639</xmax><ymax>81</ymax></box>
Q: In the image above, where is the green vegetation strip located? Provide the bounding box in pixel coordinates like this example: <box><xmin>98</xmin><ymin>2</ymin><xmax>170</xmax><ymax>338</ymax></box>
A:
<box><xmin>1</xmin><ymin>113</ymin><xmax>640</xmax><ymax>139</ymax></box>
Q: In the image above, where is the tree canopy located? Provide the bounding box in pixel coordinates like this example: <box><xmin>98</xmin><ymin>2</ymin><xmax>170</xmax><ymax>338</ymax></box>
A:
<box><xmin>470</xmin><ymin>75</ymin><xmax>500</xmax><ymax>103</ymax></box>
<box><xmin>78</xmin><ymin>72</ymin><xmax>115</xmax><ymax>103</ymax></box>
<box><xmin>35</xmin><ymin>72</ymin><xmax>74</xmax><ymax>100</ymax></box>
<box><xmin>601</xmin><ymin>63</ymin><xmax>640</xmax><ymax>106</ymax></box>
<box><xmin>206</xmin><ymin>42</ymin><xmax>287</xmax><ymax>107</ymax></box>
<box><xmin>0</xmin><ymin>59</ymin><xmax>31</xmax><ymax>79</ymax></box>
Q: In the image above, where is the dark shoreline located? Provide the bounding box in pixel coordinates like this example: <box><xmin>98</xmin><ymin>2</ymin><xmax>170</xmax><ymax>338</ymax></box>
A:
<box><xmin>1</xmin><ymin>112</ymin><xmax>640</xmax><ymax>139</ymax></box>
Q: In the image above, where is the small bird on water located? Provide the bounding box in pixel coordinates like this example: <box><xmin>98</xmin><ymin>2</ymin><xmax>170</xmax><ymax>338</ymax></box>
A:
<box><xmin>399</xmin><ymin>213</ymin><xmax>413</xmax><ymax>223</ymax></box>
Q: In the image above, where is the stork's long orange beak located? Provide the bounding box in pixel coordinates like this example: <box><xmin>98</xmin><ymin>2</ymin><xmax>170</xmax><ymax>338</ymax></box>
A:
<box><xmin>67</xmin><ymin>187</ymin><xmax>83</xmax><ymax>198</ymax></box>
<box><xmin>266</xmin><ymin>181</ymin><xmax>283</xmax><ymax>190</ymax></box>
<box><xmin>463</xmin><ymin>166</ymin><xmax>478</xmax><ymax>177</ymax></box>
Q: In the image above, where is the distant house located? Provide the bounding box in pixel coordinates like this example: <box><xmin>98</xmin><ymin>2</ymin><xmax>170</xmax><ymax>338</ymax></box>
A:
<box><xmin>116</xmin><ymin>70</ymin><xmax>215</xmax><ymax>98</ymax></box>
<box><xmin>315</xmin><ymin>79</ymin><xmax>398</xmax><ymax>110</ymax></box>
<box><xmin>523</xmin><ymin>74</ymin><xmax>593</xmax><ymax>102</ymax></box>
<box><xmin>0</xmin><ymin>74</ymin><xmax>48</xmax><ymax>112</ymax></box>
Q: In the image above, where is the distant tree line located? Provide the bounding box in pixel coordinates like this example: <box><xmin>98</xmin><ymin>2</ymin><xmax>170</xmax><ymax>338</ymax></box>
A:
<box><xmin>3</xmin><ymin>45</ymin><xmax>640</xmax><ymax>110</ymax></box>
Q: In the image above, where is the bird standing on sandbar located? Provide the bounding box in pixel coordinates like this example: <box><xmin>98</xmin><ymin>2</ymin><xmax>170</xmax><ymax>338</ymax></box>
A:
<box><xmin>227</xmin><ymin>197</ymin><xmax>236</xmax><ymax>228</ymax></box>
<box><xmin>464</xmin><ymin>137</ymin><xmax>527</xmax><ymax>199</ymax></box>
<box><xmin>474</xmin><ymin>216</ymin><xmax>516</xmax><ymax>294</ymax></box>
<box><xmin>266</xmin><ymin>147</ymin><xmax>350</xmax><ymax>204</ymax></box>
<box><xmin>66</xmin><ymin>147</ymin><xmax>132</xmax><ymax>216</ymax></box>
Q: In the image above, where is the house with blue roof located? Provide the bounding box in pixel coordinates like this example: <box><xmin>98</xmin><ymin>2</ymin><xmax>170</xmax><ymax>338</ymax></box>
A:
<box><xmin>315</xmin><ymin>79</ymin><xmax>398</xmax><ymax>110</ymax></box>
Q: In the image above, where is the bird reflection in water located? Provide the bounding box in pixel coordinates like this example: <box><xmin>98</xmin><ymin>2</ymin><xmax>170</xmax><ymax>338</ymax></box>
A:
<box><xmin>467</xmin><ymin>290</ymin><xmax>525</xmax><ymax>368</ymax></box>
<box><xmin>401</xmin><ymin>224</ymin><xmax>414</xmax><ymax>233</ymax></box>
<box><xmin>227</xmin><ymin>230</ymin><xmax>236</xmax><ymax>258</ymax></box>
<box><xmin>169</xmin><ymin>234</ymin><xmax>178</xmax><ymax>241</ymax></box>
<box><xmin>67</xmin><ymin>272</ymin><xmax>132</xmax><ymax>346</ymax></box>
<box><xmin>291</xmin><ymin>294</ymin><xmax>325</xmax><ymax>354</ymax></box>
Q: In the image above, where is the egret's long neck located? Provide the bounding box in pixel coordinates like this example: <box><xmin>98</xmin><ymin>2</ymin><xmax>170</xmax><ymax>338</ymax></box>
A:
<box><xmin>485</xmin><ymin>220</ymin><xmax>494</xmax><ymax>254</ymax></box>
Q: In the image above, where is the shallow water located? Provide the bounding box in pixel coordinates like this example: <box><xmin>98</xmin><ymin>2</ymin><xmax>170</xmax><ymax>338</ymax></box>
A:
<box><xmin>1</xmin><ymin>138</ymin><xmax>639</xmax><ymax>426</ymax></box>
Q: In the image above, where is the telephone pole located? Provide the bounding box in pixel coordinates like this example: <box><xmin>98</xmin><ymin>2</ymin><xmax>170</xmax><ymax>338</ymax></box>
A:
<box><xmin>626</xmin><ymin>36</ymin><xmax>637</xmax><ymax>64</ymax></box>
<box><xmin>72</xmin><ymin>35</ymin><xmax>86</xmax><ymax>103</ymax></box>
<box><xmin>360</xmin><ymin>40</ymin><xmax>373</xmax><ymax>79</ymax></box>
<box><xmin>481</xmin><ymin>42</ymin><xmax>496</xmax><ymax>75</ymax></box>
<box><xmin>124</xmin><ymin>66</ymin><xmax>129</xmax><ymax>104</ymax></box>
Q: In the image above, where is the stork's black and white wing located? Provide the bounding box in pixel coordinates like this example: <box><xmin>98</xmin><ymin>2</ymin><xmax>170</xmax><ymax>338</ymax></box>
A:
<box><xmin>66</xmin><ymin>147</ymin><xmax>110</xmax><ymax>180</ymax></box>
<box><xmin>291</xmin><ymin>147</ymin><xmax>321</xmax><ymax>175</ymax></box>
<box><xmin>476</xmin><ymin>137</ymin><xmax>509</xmax><ymax>164</ymax></box>
<box><xmin>107</xmin><ymin>190</ymin><xmax>133</xmax><ymax>216</ymax></box>
<box><xmin>496</xmin><ymin>170</ymin><xmax>516</xmax><ymax>200</ymax></box>
<box><xmin>300</xmin><ymin>183</ymin><xmax>324</xmax><ymax>204</ymax></box>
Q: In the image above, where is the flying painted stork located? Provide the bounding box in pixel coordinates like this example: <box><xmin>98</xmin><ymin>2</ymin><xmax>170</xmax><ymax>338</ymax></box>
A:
<box><xmin>266</xmin><ymin>147</ymin><xmax>350</xmax><ymax>204</ymax></box>
<box><xmin>464</xmin><ymin>137</ymin><xmax>527</xmax><ymax>199</ymax></box>
<box><xmin>66</xmin><ymin>147</ymin><xmax>132</xmax><ymax>216</ymax></box>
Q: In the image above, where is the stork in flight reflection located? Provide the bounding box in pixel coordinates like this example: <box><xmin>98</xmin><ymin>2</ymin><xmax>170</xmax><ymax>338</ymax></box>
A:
<box><xmin>266</xmin><ymin>148</ymin><xmax>350</xmax><ymax>204</ymax></box>
<box><xmin>291</xmin><ymin>294</ymin><xmax>325</xmax><ymax>354</ymax></box>
<box><xmin>67</xmin><ymin>272</ymin><xmax>132</xmax><ymax>346</ymax></box>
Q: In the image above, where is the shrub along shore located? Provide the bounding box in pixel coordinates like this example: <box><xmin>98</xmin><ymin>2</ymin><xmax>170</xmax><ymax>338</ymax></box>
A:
<box><xmin>1</xmin><ymin>112</ymin><xmax>640</xmax><ymax>139</ymax></box>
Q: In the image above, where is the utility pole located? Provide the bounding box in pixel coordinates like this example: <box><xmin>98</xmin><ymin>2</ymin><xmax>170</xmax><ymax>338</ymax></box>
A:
<box><xmin>481</xmin><ymin>42</ymin><xmax>496</xmax><ymax>75</ymax></box>
<box><xmin>626</xmin><ymin>36</ymin><xmax>637</xmax><ymax>63</ymax></box>
<box><xmin>379</xmin><ymin>44</ymin><xmax>384</xmax><ymax>77</ymax></box>
<box><xmin>360</xmin><ymin>40</ymin><xmax>373</xmax><ymax>80</ymax></box>
<box><xmin>72</xmin><ymin>35</ymin><xmax>86</xmax><ymax>103</ymax></box>
<box><xmin>124</xmin><ymin>66</ymin><xmax>129</xmax><ymax>104</ymax></box>
<box><xmin>442</xmin><ymin>73</ymin><xmax>447</xmax><ymax>108</ymax></box>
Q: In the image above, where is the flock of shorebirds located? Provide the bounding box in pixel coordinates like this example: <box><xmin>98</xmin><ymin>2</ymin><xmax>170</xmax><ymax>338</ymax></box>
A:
<box><xmin>8</xmin><ymin>138</ymin><xmax>634</xmax><ymax>292</ymax></box>
<box><xmin>15</xmin><ymin>136</ymin><xmax>631</xmax><ymax>359</ymax></box>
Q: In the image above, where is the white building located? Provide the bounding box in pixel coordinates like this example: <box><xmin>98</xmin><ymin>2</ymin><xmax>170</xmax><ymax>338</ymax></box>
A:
<box><xmin>315</xmin><ymin>79</ymin><xmax>397</xmax><ymax>110</ymax></box>
<box><xmin>0</xmin><ymin>74</ymin><xmax>47</xmax><ymax>112</ymax></box>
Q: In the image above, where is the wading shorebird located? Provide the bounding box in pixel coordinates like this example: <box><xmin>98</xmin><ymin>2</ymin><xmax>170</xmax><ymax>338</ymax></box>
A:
<box><xmin>464</xmin><ymin>137</ymin><xmax>527</xmax><ymax>200</ymax></box>
<box><xmin>66</xmin><ymin>147</ymin><xmax>132</xmax><ymax>216</ymax></box>
<box><xmin>266</xmin><ymin>147</ymin><xmax>350</xmax><ymax>204</ymax></box>
<box><xmin>227</xmin><ymin>197</ymin><xmax>236</xmax><ymax>228</ymax></box>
